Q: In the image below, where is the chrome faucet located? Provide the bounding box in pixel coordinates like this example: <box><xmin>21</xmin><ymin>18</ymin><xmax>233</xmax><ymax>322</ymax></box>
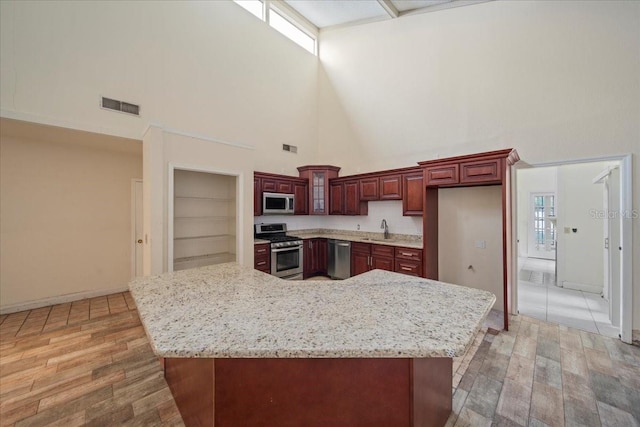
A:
<box><xmin>381</xmin><ymin>219</ymin><xmax>389</xmax><ymax>239</ymax></box>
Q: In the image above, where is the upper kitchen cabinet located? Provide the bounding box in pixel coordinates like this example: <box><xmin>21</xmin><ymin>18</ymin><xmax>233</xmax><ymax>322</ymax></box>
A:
<box><xmin>359</xmin><ymin>177</ymin><xmax>379</xmax><ymax>201</ymax></box>
<box><xmin>297</xmin><ymin>166</ymin><xmax>341</xmax><ymax>215</ymax></box>
<box><xmin>330</xmin><ymin>179</ymin><xmax>368</xmax><ymax>216</ymax></box>
<box><xmin>420</xmin><ymin>151</ymin><xmax>507</xmax><ymax>187</ymax></box>
<box><xmin>402</xmin><ymin>172</ymin><xmax>424</xmax><ymax>216</ymax></box>
<box><xmin>379</xmin><ymin>174</ymin><xmax>402</xmax><ymax>200</ymax></box>
<box><xmin>254</xmin><ymin>171</ymin><xmax>309</xmax><ymax>216</ymax></box>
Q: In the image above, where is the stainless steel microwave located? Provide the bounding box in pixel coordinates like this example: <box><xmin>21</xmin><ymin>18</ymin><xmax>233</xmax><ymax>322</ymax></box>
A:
<box><xmin>263</xmin><ymin>192</ymin><xmax>295</xmax><ymax>214</ymax></box>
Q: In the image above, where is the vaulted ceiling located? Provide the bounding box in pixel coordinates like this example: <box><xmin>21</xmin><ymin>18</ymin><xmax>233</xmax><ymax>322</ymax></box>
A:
<box><xmin>283</xmin><ymin>0</ymin><xmax>491</xmax><ymax>29</ymax></box>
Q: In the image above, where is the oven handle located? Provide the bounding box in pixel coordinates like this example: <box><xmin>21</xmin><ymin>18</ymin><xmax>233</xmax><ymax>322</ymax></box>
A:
<box><xmin>271</xmin><ymin>246</ymin><xmax>302</xmax><ymax>253</ymax></box>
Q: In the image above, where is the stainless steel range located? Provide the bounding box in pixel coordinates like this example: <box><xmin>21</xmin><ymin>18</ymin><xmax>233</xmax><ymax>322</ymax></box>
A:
<box><xmin>254</xmin><ymin>223</ymin><xmax>303</xmax><ymax>280</ymax></box>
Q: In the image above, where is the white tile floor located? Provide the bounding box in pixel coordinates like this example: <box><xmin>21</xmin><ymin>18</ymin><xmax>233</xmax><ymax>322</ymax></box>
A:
<box><xmin>517</xmin><ymin>257</ymin><xmax>620</xmax><ymax>338</ymax></box>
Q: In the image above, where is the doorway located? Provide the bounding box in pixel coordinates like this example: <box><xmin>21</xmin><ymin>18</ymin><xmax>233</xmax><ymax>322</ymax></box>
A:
<box><xmin>131</xmin><ymin>179</ymin><xmax>143</xmax><ymax>279</ymax></box>
<box><xmin>515</xmin><ymin>156</ymin><xmax>631</xmax><ymax>342</ymax></box>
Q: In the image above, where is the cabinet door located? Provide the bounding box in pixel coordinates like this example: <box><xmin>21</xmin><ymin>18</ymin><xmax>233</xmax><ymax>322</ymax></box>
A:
<box><xmin>344</xmin><ymin>181</ymin><xmax>361</xmax><ymax>215</ymax></box>
<box><xmin>276</xmin><ymin>180</ymin><xmax>293</xmax><ymax>193</ymax></box>
<box><xmin>371</xmin><ymin>256</ymin><xmax>394</xmax><ymax>271</ymax></box>
<box><xmin>262</xmin><ymin>178</ymin><xmax>277</xmax><ymax>192</ymax></box>
<box><xmin>294</xmin><ymin>182</ymin><xmax>308</xmax><ymax>215</ymax></box>
<box><xmin>351</xmin><ymin>251</ymin><xmax>370</xmax><ymax>276</ymax></box>
<box><xmin>359</xmin><ymin>177</ymin><xmax>379</xmax><ymax>201</ymax></box>
<box><xmin>254</xmin><ymin>177</ymin><xmax>262</xmax><ymax>216</ymax></box>
<box><xmin>379</xmin><ymin>175</ymin><xmax>402</xmax><ymax>200</ymax></box>
<box><xmin>460</xmin><ymin>159</ymin><xmax>502</xmax><ymax>185</ymax></box>
<box><xmin>310</xmin><ymin>171</ymin><xmax>327</xmax><ymax>215</ymax></box>
<box><xmin>303</xmin><ymin>239</ymin><xmax>314</xmax><ymax>278</ymax></box>
<box><xmin>316</xmin><ymin>239</ymin><xmax>328</xmax><ymax>275</ymax></box>
<box><xmin>425</xmin><ymin>164</ymin><xmax>459</xmax><ymax>186</ymax></box>
<box><xmin>329</xmin><ymin>182</ymin><xmax>344</xmax><ymax>215</ymax></box>
<box><xmin>402</xmin><ymin>173</ymin><xmax>424</xmax><ymax>216</ymax></box>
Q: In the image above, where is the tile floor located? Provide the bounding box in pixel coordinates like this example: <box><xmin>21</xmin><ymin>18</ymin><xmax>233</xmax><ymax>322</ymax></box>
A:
<box><xmin>517</xmin><ymin>258</ymin><xmax>619</xmax><ymax>339</ymax></box>
<box><xmin>2</xmin><ymin>293</ymin><xmax>639</xmax><ymax>426</ymax></box>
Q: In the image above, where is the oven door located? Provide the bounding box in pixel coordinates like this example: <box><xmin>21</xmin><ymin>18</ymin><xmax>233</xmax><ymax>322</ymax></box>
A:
<box><xmin>271</xmin><ymin>245</ymin><xmax>303</xmax><ymax>279</ymax></box>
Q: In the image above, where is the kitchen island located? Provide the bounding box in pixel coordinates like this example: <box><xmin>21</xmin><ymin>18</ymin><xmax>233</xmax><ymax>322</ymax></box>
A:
<box><xmin>129</xmin><ymin>263</ymin><xmax>495</xmax><ymax>427</ymax></box>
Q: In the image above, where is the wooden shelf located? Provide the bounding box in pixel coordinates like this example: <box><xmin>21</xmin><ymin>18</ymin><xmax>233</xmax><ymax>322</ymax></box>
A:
<box><xmin>175</xmin><ymin>196</ymin><xmax>233</xmax><ymax>201</ymax></box>
<box><xmin>174</xmin><ymin>234</ymin><xmax>233</xmax><ymax>241</ymax></box>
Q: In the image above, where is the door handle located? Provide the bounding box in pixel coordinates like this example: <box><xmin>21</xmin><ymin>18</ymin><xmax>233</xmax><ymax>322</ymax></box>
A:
<box><xmin>137</xmin><ymin>239</ymin><xmax>143</xmax><ymax>244</ymax></box>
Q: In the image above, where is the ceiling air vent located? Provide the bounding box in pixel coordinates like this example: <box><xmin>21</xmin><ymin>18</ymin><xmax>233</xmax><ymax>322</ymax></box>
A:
<box><xmin>101</xmin><ymin>96</ymin><xmax>140</xmax><ymax>116</ymax></box>
<box><xmin>282</xmin><ymin>144</ymin><xmax>298</xmax><ymax>153</ymax></box>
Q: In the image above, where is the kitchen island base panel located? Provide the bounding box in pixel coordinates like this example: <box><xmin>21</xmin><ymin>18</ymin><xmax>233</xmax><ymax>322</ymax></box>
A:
<box><xmin>164</xmin><ymin>357</ymin><xmax>452</xmax><ymax>427</ymax></box>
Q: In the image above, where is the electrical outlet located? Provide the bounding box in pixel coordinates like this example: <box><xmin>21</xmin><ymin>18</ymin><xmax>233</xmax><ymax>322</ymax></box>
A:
<box><xmin>564</xmin><ymin>227</ymin><xmax>571</xmax><ymax>234</ymax></box>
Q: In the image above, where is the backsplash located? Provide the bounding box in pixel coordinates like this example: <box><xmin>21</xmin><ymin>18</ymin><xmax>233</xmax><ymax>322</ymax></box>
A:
<box><xmin>254</xmin><ymin>200</ymin><xmax>422</xmax><ymax>236</ymax></box>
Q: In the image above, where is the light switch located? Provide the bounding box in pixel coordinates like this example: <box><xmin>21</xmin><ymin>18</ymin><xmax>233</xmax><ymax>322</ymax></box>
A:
<box><xmin>564</xmin><ymin>227</ymin><xmax>571</xmax><ymax>234</ymax></box>
<box><xmin>475</xmin><ymin>240</ymin><xmax>486</xmax><ymax>249</ymax></box>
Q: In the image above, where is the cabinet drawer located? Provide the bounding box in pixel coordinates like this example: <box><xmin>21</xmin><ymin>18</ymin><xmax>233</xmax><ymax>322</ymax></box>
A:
<box><xmin>425</xmin><ymin>164</ymin><xmax>459</xmax><ymax>186</ymax></box>
<box><xmin>371</xmin><ymin>244</ymin><xmax>394</xmax><ymax>258</ymax></box>
<box><xmin>254</xmin><ymin>254</ymin><xmax>270</xmax><ymax>272</ymax></box>
<box><xmin>394</xmin><ymin>259</ymin><xmax>422</xmax><ymax>277</ymax></box>
<box><xmin>254</xmin><ymin>243</ymin><xmax>270</xmax><ymax>256</ymax></box>
<box><xmin>351</xmin><ymin>242</ymin><xmax>371</xmax><ymax>254</ymax></box>
<box><xmin>394</xmin><ymin>247</ymin><xmax>422</xmax><ymax>261</ymax></box>
<box><xmin>460</xmin><ymin>159</ymin><xmax>502</xmax><ymax>184</ymax></box>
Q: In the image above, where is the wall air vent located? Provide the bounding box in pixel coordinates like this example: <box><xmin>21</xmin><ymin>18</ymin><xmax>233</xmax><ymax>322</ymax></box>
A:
<box><xmin>101</xmin><ymin>96</ymin><xmax>140</xmax><ymax>116</ymax></box>
<box><xmin>282</xmin><ymin>144</ymin><xmax>298</xmax><ymax>153</ymax></box>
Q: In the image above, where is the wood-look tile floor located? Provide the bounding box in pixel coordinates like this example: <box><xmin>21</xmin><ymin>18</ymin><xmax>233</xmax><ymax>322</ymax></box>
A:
<box><xmin>0</xmin><ymin>293</ymin><xmax>184</xmax><ymax>426</ymax></box>
<box><xmin>1</xmin><ymin>294</ymin><xmax>639</xmax><ymax>426</ymax></box>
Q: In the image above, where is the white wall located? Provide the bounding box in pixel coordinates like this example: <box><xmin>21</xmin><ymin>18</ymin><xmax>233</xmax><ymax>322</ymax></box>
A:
<box><xmin>318</xmin><ymin>0</ymin><xmax>640</xmax><ymax>327</ymax></box>
<box><xmin>517</xmin><ymin>167</ymin><xmax>558</xmax><ymax>257</ymax></box>
<box><xmin>556</xmin><ymin>162</ymin><xmax>608</xmax><ymax>293</ymax></box>
<box><xmin>0</xmin><ymin>119</ymin><xmax>142</xmax><ymax>311</ymax></box>
<box><xmin>0</xmin><ymin>0</ymin><xmax>319</xmax><ymax>176</ymax></box>
<box><xmin>439</xmin><ymin>187</ymin><xmax>503</xmax><ymax>311</ymax></box>
<box><xmin>144</xmin><ymin>127</ymin><xmax>255</xmax><ymax>275</ymax></box>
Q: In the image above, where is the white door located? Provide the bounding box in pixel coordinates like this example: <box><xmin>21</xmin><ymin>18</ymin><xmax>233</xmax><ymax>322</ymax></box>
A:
<box><xmin>132</xmin><ymin>180</ymin><xmax>144</xmax><ymax>278</ymax></box>
<box><xmin>528</xmin><ymin>193</ymin><xmax>556</xmax><ymax>260</ymax></box>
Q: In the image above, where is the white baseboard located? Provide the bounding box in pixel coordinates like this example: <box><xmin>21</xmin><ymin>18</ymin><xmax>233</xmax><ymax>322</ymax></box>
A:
<box><xmin>0</xmin><ymin>286</ymin><xmax>130</xmax><ymax>315</ymax></box>
<box><xmin>561</xmin><ymin>281</ymin><xmax>602</xmax><ymax>294</ymax></box>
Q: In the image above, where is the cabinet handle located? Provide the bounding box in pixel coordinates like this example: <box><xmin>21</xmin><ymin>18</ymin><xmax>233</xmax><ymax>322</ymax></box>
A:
<box><xmin>309</xmin><ymin>241</ymin><xmax>312</xmax><ymax>249</ymax></box>
<box><xmin>401</xmin><ymin>266</ymin><xmax>412</xmax><ymax>271</ymax></box>
<box><xmin>257</xmin><ymin>248</ymin><xmax>267</xmax><ymax>253</ymax></box>
<box><xmin>257</xmin><ymin>261</ymin><xmax>266</xmax><ymax>266</ymax></box>
<box><xmin>401</xmin><ymin>252</ymin><xmax>413</xmax><ymax>257</ymax></box>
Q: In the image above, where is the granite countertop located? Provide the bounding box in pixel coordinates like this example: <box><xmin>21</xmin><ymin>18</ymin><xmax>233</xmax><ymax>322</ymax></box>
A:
<box><xmin>254</xmin><ymin>229</ymin><xmax>422</xmax><ymax>249</ymax></box>
<box><xmin>129</xmin><ymin>262</ymin><xmax>495</xmax><ymax>359</ymax></box>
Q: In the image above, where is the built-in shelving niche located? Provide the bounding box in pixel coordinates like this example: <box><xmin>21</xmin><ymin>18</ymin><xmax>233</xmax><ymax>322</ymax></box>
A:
<box><xmin>173</xmin><ymin>169</ymin><xmax>236</xmax><ymax>271</ymax></box>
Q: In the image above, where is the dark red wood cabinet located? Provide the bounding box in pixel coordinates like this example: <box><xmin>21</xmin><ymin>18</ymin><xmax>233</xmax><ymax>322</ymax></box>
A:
<box><xmin>254</xmin><ymin>243</ymin><xmax>270</xmax><ymax>273</ymax></box>
<box><xmin>402</xmin><ymin>173</ymin><xmax>424</xmax><ymax>216</ymax></box>
<box><xmin>297</xmin><ymin>166</ymin><xmax>341</xmax><ymax>215</ymax></box>
<box><xmin>254</xmin><ymin>171</ymin><xmax>308</xmax><ymax>216</ymax></box>
<box><xmin>303</xmin><ymin>238</ymin><xmax>327</xmax><ymax>278</ymax></box>
<box><xmin>379</xmin><ymin>174</ymin><xmax>403</xmax><ymax>200</ymax></box>
<box><xmin>359</xmin><ymin>177</ymin><xmax>379</xmax><ymax>201</ymax></box>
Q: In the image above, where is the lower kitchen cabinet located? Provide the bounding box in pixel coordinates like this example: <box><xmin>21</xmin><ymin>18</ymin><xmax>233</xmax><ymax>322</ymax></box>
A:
<box><xmin>394</xmin><ymin>247</ymin><xmax>423</xmax><ymax>277</ymax></box>
<box><xmin>352</xmin><ymin>242</ymin><xmax>423</xmax><ymax>278</ymax></box>
<box><xmin>303</xmin><ymin>238</ymin><xmax>327</xmax><ymax>278</ymax></box>
<box><xmin>351</xmin><ymin>243</ymin><xmax>394</xmax><ymax>276</ymax></box>
<box><xmin>254</xmin><ymin>243</ymin><xmax>270</xmax><ymax>273</ymax></box>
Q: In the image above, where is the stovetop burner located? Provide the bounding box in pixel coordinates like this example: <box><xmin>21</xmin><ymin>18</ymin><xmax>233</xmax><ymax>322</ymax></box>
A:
<box><xmin>254</xmin><ymin>223</ymin><xmax>302</xmax><ymax>248</ymax></box>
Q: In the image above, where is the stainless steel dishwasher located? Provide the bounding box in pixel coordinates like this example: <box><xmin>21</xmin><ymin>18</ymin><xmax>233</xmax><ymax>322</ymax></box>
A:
<box><xmin>328</xmin><ymin>239</ymin><xmax>351</xmax><ymax>279</ymax></box>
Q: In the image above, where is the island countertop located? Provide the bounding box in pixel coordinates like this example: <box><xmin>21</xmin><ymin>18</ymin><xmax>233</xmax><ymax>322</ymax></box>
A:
<box><xmin>129</xmin><ymin>262</ymin><xmax>495</xmax><ymax>359</ymax></box>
